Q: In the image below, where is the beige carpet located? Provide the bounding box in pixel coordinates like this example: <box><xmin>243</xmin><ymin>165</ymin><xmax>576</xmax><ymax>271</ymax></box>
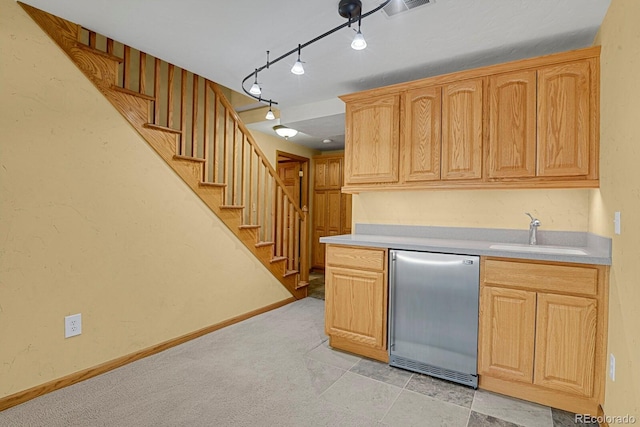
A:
<box><xmin>0</xmin><ymin>298</ymin><xmax>388</xmax><ymax>427</ymax></box>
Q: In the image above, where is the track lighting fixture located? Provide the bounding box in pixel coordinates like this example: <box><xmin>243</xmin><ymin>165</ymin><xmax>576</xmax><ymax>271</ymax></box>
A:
<box><xmin>249</xmin><ymin>69</ymin><xmax>261</xmax><ymax>96</ymax></box>
<box><xmin>241</xmin><ymin>0</ymin><xmax>391</xmax><ymax>107</ymax></box>
<box><xmin>291</xmin><ymin>44</ymin><xmax>305</xmax><ymax>75</ymax></box>
<box><xmin>265</xmin><ymin>101</ymin><xmax>275</xmax><ymax>120</ymax></box>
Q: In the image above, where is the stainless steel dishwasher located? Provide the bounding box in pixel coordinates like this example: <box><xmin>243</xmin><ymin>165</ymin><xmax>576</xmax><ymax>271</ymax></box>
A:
<box><xmin>389</xmin><ymin>250</ymin><xmax>480</xmax><ymax>388</ymax></box>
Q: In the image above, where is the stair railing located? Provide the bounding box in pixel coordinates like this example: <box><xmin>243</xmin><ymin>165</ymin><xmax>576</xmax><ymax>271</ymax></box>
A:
<box><xmin>77</xmin><ymin>28</ymin><xmax>309</xmax><ymax>287</ymax></box>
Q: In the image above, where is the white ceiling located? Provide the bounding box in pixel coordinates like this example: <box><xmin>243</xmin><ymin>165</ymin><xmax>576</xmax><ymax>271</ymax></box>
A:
<box><xmin>20</xmin><ymin>0</ymin><xmax>611</xmax><ymax>151</ymax></box>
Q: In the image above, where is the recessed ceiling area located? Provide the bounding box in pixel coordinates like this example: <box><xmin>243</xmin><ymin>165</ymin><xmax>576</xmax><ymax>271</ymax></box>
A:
<box><xmin>20</xmin><ymin>0</ymin><xmax>611</xmax><ymax>151</ymax></box>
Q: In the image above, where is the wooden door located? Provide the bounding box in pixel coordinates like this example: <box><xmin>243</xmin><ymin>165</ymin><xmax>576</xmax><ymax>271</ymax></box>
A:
<box><xmin>325</xmin><ymin>266</ymin><xmax>387</xmax><ymax>350</ymax></box>
<box><xmin>403</xmin><ymin>86</ymin><xmax>441</xmax><ymax>182</ymax></box>
<box><xmin>341</xmin><ymin>193</ymin><xmax>352</xmax><ymax>234</ymax></box>
<box><xmin>327</xmin><ymin>190</ymin><xmax>342</xmax><ymax>236</ymax></box>
<box><xmin>489</xmin><ymin>70</ymin><xmax>537</xmax><ymax>178</ymax></box>
<box><xmin>442</xmin><ymin>78</ymin><xmax>484</xmax><ymax>180</ymax></box>
<box><xmin>534</xmin><ymin>293</ymin><xmax>597</xmax><ymax>397</ymax></box>
<box><xmin>537</xmin><ymin>60</ymin><xmax>591</xmax><ymax>177</ymax></box>
<box><xmin>344</xmin><ymin>94</ymin><xmax>400</xmax><ymax>185</ymax></box>
<box><xmin>479</xmin><ymin>286</ymin><xmax>536</xmax><ymax>383</ymax></box>
<box><xmin>278</xmin><ymin>160</ymin><xmax>301</xmax><ymax>206</ymax></box>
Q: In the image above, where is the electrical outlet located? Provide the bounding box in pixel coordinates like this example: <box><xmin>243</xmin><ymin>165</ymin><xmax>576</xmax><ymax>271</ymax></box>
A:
<box><xmin>610</xmin><ymin>353</ymin><xmax>616</xmax><ymax>381</ymax></box>
<box><xmin>65</xmin><ymin>313</ymin><xmax>82</xmax><ymax>338</ymax></box>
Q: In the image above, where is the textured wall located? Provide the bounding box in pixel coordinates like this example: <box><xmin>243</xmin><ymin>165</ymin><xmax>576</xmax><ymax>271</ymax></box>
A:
<box><xmin>0</xmin><ymin>0</ymin><xmax>290</xmax><ymax>398</ymax></box>
<box><xmin>589</xmin><ymin>0</ymin><xmax>640</xmax><ymax>418</ymax></box>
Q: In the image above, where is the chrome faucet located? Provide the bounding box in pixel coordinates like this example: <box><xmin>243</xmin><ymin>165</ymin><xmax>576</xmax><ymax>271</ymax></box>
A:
<box><xmin>526</xmin><ymin>213</ymin><xmax>541</xmax><ymax>245</ymax></box>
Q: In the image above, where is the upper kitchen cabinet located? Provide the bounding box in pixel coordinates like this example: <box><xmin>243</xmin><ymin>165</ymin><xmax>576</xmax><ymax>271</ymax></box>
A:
<box><xmin>442</xmin><ymin>78</ymin><xmax>484</xmax><ymax>180</ymax></box>
<box><xmin>340</xmin><ymin>47</ymin><xmax>600</xmax><ymax>193</ymax></box>
<box><xmin>537</xmin><ymin>60</ymin><xmax>594</xmax><ymax>178</ymax></box>
<box><xmin>344</xmin><ymin>93</ymin><xmax>400</xmax><ymax>185</ymax></box>
<box><xmin>403</xmin><ymin>86</ymin><xmax>441</xmax><ymax>182</ymax></box>
<box><xmin>488</xmin><ymin>70</ymin><xmax>537</xmax><ymax>178</ymax></box>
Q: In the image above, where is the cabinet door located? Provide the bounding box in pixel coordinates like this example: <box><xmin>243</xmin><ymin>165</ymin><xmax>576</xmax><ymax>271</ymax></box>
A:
<box><xmin>314</xmin><ymin>158</ymin><xmax>328</xmax><ymax>189</ymax></box>
<box><xmin>442</xmin><ymin>78</ymin><xmax>484</xmax><ymax>180</ymax></box>
<box><xmin>341</xmin><ymin>193</ymin><xmax>352</xmax><ymax>234</ymax></box>
<box><xmin>312</xmin><ymin>191</ymin><xmax>327</xmax><ymax>268</ymax></box>
<box><xmin>403</xmin><ymin>86</ymin><xmax>441</xmax><ymax>182</ymax></box>
<box><xmin>327</xmin><ymin>190</ymin><xmax>342</xmax><ymax>235</ymax></box>
<box><xmin>345</xmin><ymin>94</ymin><xmax>400</xmax><ymax>185</ymax></box>
<box><xmin>479</xmin><ymin>286</ymin><xmax>536</xmax><ymax>383</ymax></box>
<box><xmin>537</xmin><ymin>61</ymin><xmax>591</xmax><ymax>177</ymax></box>
<box><xmin>325</xmin><ymin>266</ymin><xmax>387</xmax><ymax>350</ymax></box>
<box><xmin>327</xmin><ymin>158</ymin><xmax>342</xmax><ymax>189</ymax></box>
<box><xmin>489</xmin><ymin>71</ymin><xmax>537</xmax><ymax>178</ymax></box>
<box><xmin>534</xmin><ymin>293</ymin><xmax>597</xmax><ymax>397</ymax></box>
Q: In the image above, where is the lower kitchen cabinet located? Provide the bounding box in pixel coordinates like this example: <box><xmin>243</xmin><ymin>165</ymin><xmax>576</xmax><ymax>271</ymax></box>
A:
<box><xmin>324</xmin><ymin>244</ymin><xmax>389</xmax><ymax>362</ymax></box>
<box><xmin>478</xmin><ymin>257</ymin><xmax>609</xmax><ymax>415</ymax></box>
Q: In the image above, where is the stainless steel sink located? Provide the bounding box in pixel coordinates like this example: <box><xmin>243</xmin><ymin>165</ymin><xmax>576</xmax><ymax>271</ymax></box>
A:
<box><xmin>489</xmin><ymin>244</ymin><xmax>588</xmax><ymax>255</ymax></box>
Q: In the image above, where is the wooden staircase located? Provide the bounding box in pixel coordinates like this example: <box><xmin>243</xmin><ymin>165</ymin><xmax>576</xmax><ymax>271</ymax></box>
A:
<box><xmin>20</xmin><ymin>3</ymin><xmax>309</xmax><ymax>299</ymax></box>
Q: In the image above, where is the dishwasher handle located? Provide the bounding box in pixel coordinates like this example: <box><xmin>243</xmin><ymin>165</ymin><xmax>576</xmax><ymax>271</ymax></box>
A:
<box><xmin>388</xmin><ymin>250</ymin><xmax>397</xmax><ymax>353</ymax></box>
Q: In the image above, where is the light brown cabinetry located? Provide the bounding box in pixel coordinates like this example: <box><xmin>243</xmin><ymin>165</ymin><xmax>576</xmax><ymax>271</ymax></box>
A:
<box><xmin>340</xmin><ymin>47</ymin><xmax>600</xmax><ymax>192</ymax></box>
<box><xmin>312</xmin><ymin>155</ymin><xmax>352</xmax><ymax>269</ymax></box>
<box><xmin>442</xmin><ymin>79</ymin><xmax>484</xmax><ymax>180</ymax></box>
<box><xmin>478</xmin><ymin>257</ymin><xmax>608</xmax><ymax>414</ymax></box>
<box><xmin>324</xmin><ymin>245</ymin><xmax>388</xmax><ymax>362</ymax></box>
<box><xmin>344</xmin><ymin>94</ymin><xmax>400</xmax><ymax>185</ymax></box>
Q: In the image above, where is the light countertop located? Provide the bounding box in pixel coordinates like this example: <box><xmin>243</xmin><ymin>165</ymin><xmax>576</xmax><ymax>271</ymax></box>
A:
<box><xmin>319</xmin><ymin>224</ymin><xmax>611</xmax><ymax>265</ymax></box>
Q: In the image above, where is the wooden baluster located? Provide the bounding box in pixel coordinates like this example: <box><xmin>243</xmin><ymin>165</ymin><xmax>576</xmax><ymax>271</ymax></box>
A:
<box><xmin>270</xmin><ymin>172</ymin><xmax>277</xmax><ymax>251</ymax></box>
<box><xmin>223</xmin><ymin>109</ymin><xmax>229</xmax><ymax>197</ymax></box>
<box><xmin>123</xmin><ymin>46</ymin><xmax>131</xmax><ymax>90</ymax></box>
<box><xmin>282</xmin><ymin>196</ymin><xmax>289</xmax><ymax>266</ymax></box>
<box><xmin>248</xmin><ymin>144</ymin><xmax>253</xmax><ymax>225</ymax></box>
<box><xmin>212</xmin><ymin>94</ymin><xmax>219</xmax><ymax>183</ymax></box>
<box><xmin>180</xmin><ymin>69</ymin><xmax>187</xmax><ymax>156</ymax></box>
<box><xmin>232</xmin><ymin>122</ymin><xmax>238</xmax><ymax>205</ymax></box>
<box><xmin>166</xmin><ymin>64</ymin><xmax>174</xmax><ymax>128</ymax></box>
<box><xmin>256</xmin><ymin>154</ymin><xmax>262</xmax><ymax>239</ymax></box>
<box><xmin>191</xmin><ymin>75</ymin><xmax>199</xmax><ymax>158</ymax></box>
<box><xmin>294</xmin><ymin>209</ymin><xmax>300</xmax><ymax>272</ymax></box>
<box><xmin>288</xmin><ymin>203</ymin><xmax>295</xmax><ymax>270</ymax></box>
<box><xmin>153</xmin><ymin>58</ymin><xmax>161</xmax><ymax>125</ymax></box>
<box><xmin>203</xmin><ymin>82</ymin><xmax>210</xmax><ymax>183</ymax></box>
<box><xmin>106</xmin><ymin>38</ymin><xmax>114</xmax><ymax>56</ymax></box>
<box><xmin>139</xmin><ymin>52</ymin><xmax>147</xmax><ymax>95</ymax></box>
<box><xmin>240</xmin><ymin>132</ymin><xmax>244</xmax><ymax>216</ymax></box>
<box><xmin>300</xmin><ymin>206</ymin><xmax>309</xmax><ymax>284</ymax></box>
<box><xmin>89</xmin><ymin>31</ymin><xmax>96</xmax><ymax>49</ymax></box>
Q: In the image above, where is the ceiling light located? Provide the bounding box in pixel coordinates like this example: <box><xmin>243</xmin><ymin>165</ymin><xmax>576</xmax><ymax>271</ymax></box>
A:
<box><xmin>265</xmin><ymin>102</ymin><xmax>275</xmax><ymax>120</ymax></box>
<box><xmin>273</xmin><ymin>125</ymin><xmax>298</xmax><ymax>139</ymax></box>
<box><xmin>351</xmin><ymin>30</ymin><xmax>367</xmax><ymax>50</ymax></box>
<box><xmin>323</xmin><ymin>139</ymin><xmax>333</xmax><ymax>144</ymax></box>
<box><xmin>291</xmin><ymin>44</ymin><xmax>305</xmax><ymax>75</ymax></box>
<box><xmin>249</xmin><ymin>69</ymin><xmax>261</xmax><ymax>95</ymax></box>
<box><xmin>241</xmin><ymin>0</ymin><xmax>391</xmax><ymax>105</ymax></box>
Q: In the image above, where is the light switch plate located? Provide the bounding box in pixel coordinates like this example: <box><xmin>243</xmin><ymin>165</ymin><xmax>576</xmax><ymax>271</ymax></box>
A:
<box><xmin>614</xmin><ymin>211</ymin><xmax>621</xmax><ymax>235</ymax></box>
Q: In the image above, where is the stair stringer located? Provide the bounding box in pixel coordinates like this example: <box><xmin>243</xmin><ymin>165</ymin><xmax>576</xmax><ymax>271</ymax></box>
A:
<box><xmin>19</xmin><ymin>2</ymin><xmax>306</xmax><ymax>300</ymax></box>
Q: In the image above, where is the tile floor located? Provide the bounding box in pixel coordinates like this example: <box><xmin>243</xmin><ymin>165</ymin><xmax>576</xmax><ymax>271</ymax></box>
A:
<box><xmin>305</xmin><ymin>273</ymin><xmax>596</xmax><ymax>427</ymax></box>
<box><xmin>307</xmin><ymin>340</ymin><xmax>598</xmax><ymax>427</ymax></box>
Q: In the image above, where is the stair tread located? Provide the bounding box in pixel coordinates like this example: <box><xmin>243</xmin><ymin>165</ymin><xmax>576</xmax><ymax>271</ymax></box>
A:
<box><xmin>75</xmin><ymin>42</ymin><xmax>123</xmax><ymax>63</ymax></box>
<box><xmin>270</xmin><ymin>256</ymin><xmax>287</xmax><ymax>263</ymax></box>
<box><xmin>284</xmin><ymin>270</ymin><xmax>300</xmax><ymax>278</ymax></box>
<box><xmin>111</xmin><ymin>85</ymin><xmax>155</xmax><ymax>101</ymax></box>
<box><xmin>255</xmin><ymin>241</ymin><xmax>275</xmax><ymax>248</ymax></box>
<box><xmin>199</xmin><ymin>182</ymin><xmax>227</xmax><ymax>188</ymax></box>
<box><xmin>143</xmin><ymin>123</ymin><xmax>182</xmax><ymax>135</ymax></box>
<box><xmin>173</xmin><ymin>154</ymin><xmax>206</xmax><ymax>163</ymax></box>
<box><xmin>295</xmin><ymin>280</ymin><xmax>309</xmax><ymax>290</ymax></box>
<box><xmin>239</xmin><ymin>225</ymin><xmax>261</xmax><ymax>229</ymax></box>
<box><xmin>220</xmin><ymin>205</ymin><xmax>245</xmax><ymax>210</ymax></box>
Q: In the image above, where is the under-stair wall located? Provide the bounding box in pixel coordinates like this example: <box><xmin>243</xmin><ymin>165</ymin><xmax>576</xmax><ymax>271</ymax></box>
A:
<box><xmin>0</xmin><ymin>0</ymin><xmax>301</xmax><ymax>407</ymax></box>
<box><xmin>16</xmin><ymin>3</ymin><xmax>310</xmax><ymax>299</ymax></box>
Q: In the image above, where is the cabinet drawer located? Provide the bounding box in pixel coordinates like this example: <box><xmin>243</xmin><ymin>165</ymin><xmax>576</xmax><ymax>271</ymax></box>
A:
<box><xmin>483</xmin><ymin>258</ymin><xmax>598</xmax><ymax>296</ymax></box>
<box><xmin>326</xmin><ymin>245</ymin><xmax>385</xmax><ymax>271</ymax></box>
